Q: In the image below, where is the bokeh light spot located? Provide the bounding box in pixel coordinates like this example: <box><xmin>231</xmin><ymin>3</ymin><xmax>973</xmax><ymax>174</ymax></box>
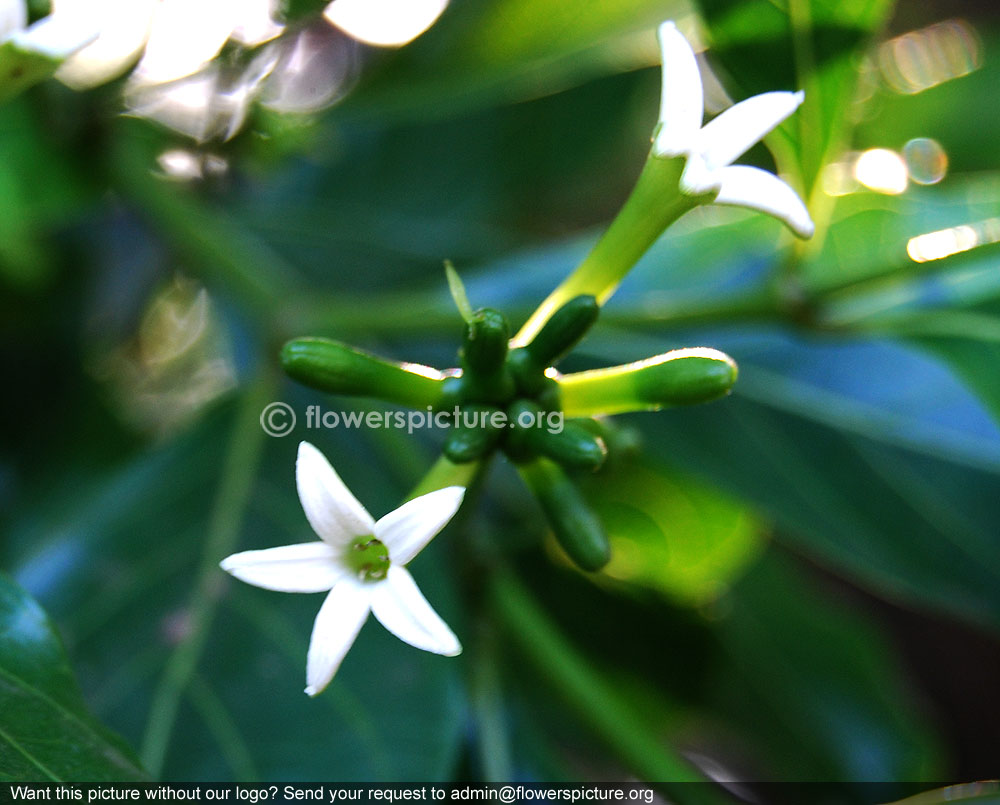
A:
<box><xmin>903</xmin><ymin>138</ymin><xmax>948</xmax><ymax>185</ymax></box>
<box><xmin>854</xmin><ymin>148</ymin><xmax>908</xmax><ymax>195</ymax></box>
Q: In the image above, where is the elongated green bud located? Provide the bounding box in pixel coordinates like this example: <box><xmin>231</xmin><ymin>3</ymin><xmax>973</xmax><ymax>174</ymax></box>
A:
<box><xmin>525</xmin><ymin>295</ymin><xmax>599</xmax><ymax>367</ymax></box>
<box><xmin>557</xmin><ymin>347</ymin><xmax>738</xmax><ymax>417</ymax></box>
<box><xmin>505</xmin><ymin>401</ymin><xmax>606</xmax><ymax>471</ymax></box>
<box><xmin>460</xmin><ymin>309</ymin><xmax>515</xmax><ymax>403</ymax></box>
<box><xmin>282</xmin><ymin>337</ymin><xmax>446</xmax><ymax>408</ymax></box>
<box><xmin>519</xmin><ymin>457</ymin><xmax>611</xmax><ymax>572</ymax></box>
<box><xmin>535</xmin><ymin>422</ymin><xmax>608</xmax><ymax>471</ymax></box>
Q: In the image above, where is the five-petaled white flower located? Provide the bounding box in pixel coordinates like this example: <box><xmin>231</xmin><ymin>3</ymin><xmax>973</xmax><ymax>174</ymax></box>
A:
<box><xmin>220</xmin><ymin>441</ymin><xmax>464</xmax><ymax>697</ymax></box>
<box><xmin>654</xmin><ymin>21</ymin><xmax>814</xmax><ymax>239</ymax></box>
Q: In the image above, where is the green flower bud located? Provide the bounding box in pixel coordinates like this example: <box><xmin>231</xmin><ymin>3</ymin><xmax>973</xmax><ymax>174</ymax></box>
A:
<box><xmin>519</xmin><ymin>457</ymin><xmax>611</xmax><ymax>572</ymax></box>
<box><xmin>505</xmin><ymin>401</ymin><xmax>606</xmax><ymax>472</ymax></box>
<box><xmin>282</xmin><ymin>337</ymin><xmax>446</xmax><ymax>409</ymax></box>
<box><xmin>534</xmin><ymin>421</ymin><xmax>608</xmax><ymax>472</ymax></box>
<box><xmin>557</xmin><ymin>347</ymin><xmax>737</xmax><ymax>417</ymax></box>
<box><xmin>443</xmin><ymin>405</ymin><xmax>504</xmax><ymax>463</ymax></box>
<box><xmin>462</xmin><ymin>309</ymin><xmax>509</xmax><ymax>376</ymax></box>
<box><xmin>507</xmin><ymin>347</ymin><xmax>545</xmax><ymax>397</ymax></box>
<box><xmin>525</xmin><ymin>295</ymin><xmax>599</xmax><ymax>368</ymax></box>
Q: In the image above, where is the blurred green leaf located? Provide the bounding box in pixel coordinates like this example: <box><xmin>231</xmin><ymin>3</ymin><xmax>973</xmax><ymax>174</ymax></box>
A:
<box><xmin>0</xmin><ymin>572</ymin><xmax>147</xmax><ymax>781</ymax></box>
<box><xmin>635</xmin><ymin>367</ymin><xmax>1000</xmax><ymax>633</ymax></box>
<box><xmin>909</xmin><ymin>327</ymin><xmax>1000</xmax><ymax>426</ymax></box>
<box><xmin>0</xmin><ymin>98</ymin><xmax>90</xmax><ymax>288</ymax></box>
<box><xmin>345</xmin><ymin>0</ymin><xmax>689</xmax><ymax>119</ymax></box>
<box><xmin>712</xmin><ymin>551</ymin><xmax>942</xmax><ymax>781</ymax></box>
<box><xmin>0</xmin><ymin>40</ymin><xmax>63</xmax><ymax>106</ymax></box>
<box><xmin>581</xmin><ymin>462</ymin><xmax>765</xmax><ymax>605</ymax></box>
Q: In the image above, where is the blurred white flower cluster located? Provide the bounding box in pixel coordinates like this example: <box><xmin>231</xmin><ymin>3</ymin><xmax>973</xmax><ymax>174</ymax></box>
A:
<box><xmin>2</xmin><ymin>0</ymin><xmax>450</xmax><ymax>141</ymax></box>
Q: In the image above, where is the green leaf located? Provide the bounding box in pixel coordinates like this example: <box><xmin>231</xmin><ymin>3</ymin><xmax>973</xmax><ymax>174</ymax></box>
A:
<box><xmin>712</xmin><ymin>551</ymin><xmax>942</xmax><ymax>781</ymax></box>
<box><xmin>909</xmin><ymin>328</ymin><xmax>1000</xmax><ymax>426</ymax></box>
<box><xmin>580</xmin><ymin>462</ymin><xmax>765</xmax><ymax>606</ymax></box>
<box><xmin>0</xmin><ymin>572</ymin><xmax>147</xmax><ymax>782</ymax></box>
<box><xmin>636</xmin><ymin>367</ymin><xmax>1000</xmax><ymax>633</ymax></box>
<box><xmin>0</xmin><ymin>98</ymin><xmax>92</xmax><ymax>289</ymax></box>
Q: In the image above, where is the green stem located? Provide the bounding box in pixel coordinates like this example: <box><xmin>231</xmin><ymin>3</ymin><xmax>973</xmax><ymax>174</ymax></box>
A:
<box><xmin>187</xmin><ymin>674</ymin><xmax>260</xmax><ymax>782</ymax></box>
<box><xmin>513</xmin><ymin>155</ymin><xmax>697</xmax><ymax>346</ymax></box>
<box><xmin>470</xmin><ymin>625</ymin><xmax>514</xmax><ymax>783</ymax></box>
<box><xmin>489</xmin><ymin>571</ymin><xmax>727</xmax><ymax>802</ymax></box>
<box><xmin>406</xmin><ymin>454</ymin><xmax>482</xmax><ymax>499</ymax></box>
<box><xmin>139</xmin><ymin>374</ymin><xmax>274</xmax><ymax>776</ymax></box>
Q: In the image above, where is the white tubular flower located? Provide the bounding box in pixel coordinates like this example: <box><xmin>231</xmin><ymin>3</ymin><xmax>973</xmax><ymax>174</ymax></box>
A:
<box><xmin>220</xmin><ymin>441</ymin><xmax>465</xmax><ymax>697</ymax></box>
<box><xmin>654</xmin><ymin>21</ymin><xmax>814</xmax><ymax>239</ymax></box>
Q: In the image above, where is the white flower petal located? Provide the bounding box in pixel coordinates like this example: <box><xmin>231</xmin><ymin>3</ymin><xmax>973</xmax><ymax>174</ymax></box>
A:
<box><xmin>132</xmin><ymin>0</ymin><xmax>238</xmax><ymax>84</ymax></box>
<box><xmin>55</xmin><ymin>0</ymin><xmax>156</xmax><ymax>91</ymax></box>
<box><xmin>698</xmin><ymin>90</ymin><xmax>804</xmax><ymax>170</ymax></box>
<box><xmin>7</xmin><ymin>13</ymin><xmax>98</xmax><ymax>60</ymax></box>
<box><xmin>714</xmin><ymin>165</ymin><xmax>815</xmax><ymax>238</ymax></box>
<box><xmin>678</xmin><ymin>151</ymin><xmax>722</xmax><ymax>197</ymax></box>
<box><xmin>653</xmin><ymin>21</ymin><xmax>703</xmax><ymax>157</ymax></box>
<box><xmin>220</xmin><ymin>542</ymin><xmax>345</xmax><ymax>592</ymax></box>
<box><xmin>296</xmin><ymin>441</ymin><xmax>375</xmax><ymax>547</ymax></box>
<box><xmin>305</xmin><ymin>577</ymin><xmax>371</xmax><ymax>696</ymax></box>
<box><xmin>1</xmin><ymin>0</ymin><xmax>27</xmax><ymax>41</ymax></box>
<box><xmin>374</xmin><ymin>486</ymin><xmax>465</xmax><ymax>566</ymax></box>
<box><xmin>370</xmin><ymin>566</ymin><xmax>461</xmax><ymax>657</ymax></box>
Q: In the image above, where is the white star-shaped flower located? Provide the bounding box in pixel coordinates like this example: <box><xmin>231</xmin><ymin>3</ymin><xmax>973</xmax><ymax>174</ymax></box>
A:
<box><xmin>654</xmin><ymin>21</ymin><xmax>814</xmax><ymax>238</ymax></box>
<box><xmin>221</xmin><ymin>441</ymin><xmax>464</xmax><ymax>697</ymax></box>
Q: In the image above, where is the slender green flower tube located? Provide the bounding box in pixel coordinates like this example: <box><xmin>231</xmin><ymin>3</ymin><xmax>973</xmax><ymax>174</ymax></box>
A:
<box><xmin>282</xmin><ymin>337</ymin><xmax>447</xmax><ymax>409</ymax></box>
<box><xmin>557</xmin><ymin>347</ymin><xmax>737</xmax><ymax>417</ymax></box>
<box><xmin>513</xmin><ymin>156</ymin><xmax>694</xmax><ymax>346</ymax></box>
<box><xmin>518</xmin><ymin>457</ymin><xmax>611</xmax><ymax>572</ymax></box>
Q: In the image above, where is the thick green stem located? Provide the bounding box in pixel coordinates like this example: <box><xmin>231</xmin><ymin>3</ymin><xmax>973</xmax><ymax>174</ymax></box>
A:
<box><xmin>513</xmin><ymin>155</ymin><xmax>696</xmax><ymax>346</ymax></box>
<box><xmin>489</xmin><ymin>571</ymin><xmax>726</xmax><ymax>802</ymax></box>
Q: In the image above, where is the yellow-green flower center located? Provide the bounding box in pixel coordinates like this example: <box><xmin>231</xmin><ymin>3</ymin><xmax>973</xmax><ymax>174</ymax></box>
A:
<box><xmin>345</xmin><ymin>536</ymin><xmax>390</xmax><ymax>581</ymax></box>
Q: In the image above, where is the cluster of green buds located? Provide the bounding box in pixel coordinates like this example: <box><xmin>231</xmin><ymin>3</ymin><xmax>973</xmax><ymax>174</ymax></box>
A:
<box><xmin>281</xmin><ymin>269</ymin><xmax>737</xmax><ymax>573</ymax></box>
